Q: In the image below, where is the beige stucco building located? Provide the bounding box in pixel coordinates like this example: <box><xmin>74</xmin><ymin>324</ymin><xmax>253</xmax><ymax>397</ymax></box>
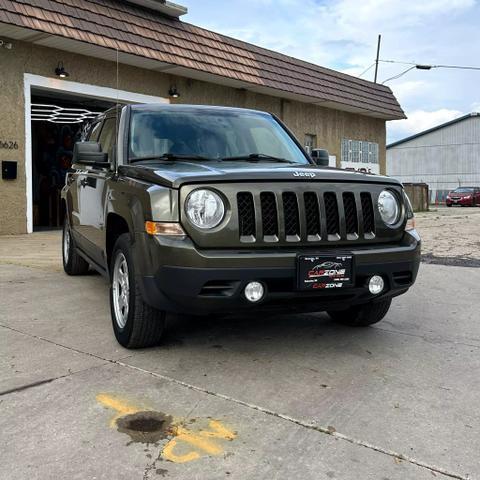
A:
<box><xmin>0</xmin><ymin>0</ymin><xmax>404</xmax><ymax>235</ymax></box>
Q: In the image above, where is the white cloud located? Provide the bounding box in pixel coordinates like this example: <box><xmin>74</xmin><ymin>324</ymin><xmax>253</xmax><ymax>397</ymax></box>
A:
<box><xmin>387</xmin><ymin>109</ymin><xmax>463</xmax><ymax>142</ymax></box>
<box><xmin>470</xmin><ymin>101</ymin><xmax>480</xmax><ymax>112</ymax></box>
<box><xmin>389</xmin><ymin>81</ymin><xmax>432</xmax><ymax>103</ymax></box>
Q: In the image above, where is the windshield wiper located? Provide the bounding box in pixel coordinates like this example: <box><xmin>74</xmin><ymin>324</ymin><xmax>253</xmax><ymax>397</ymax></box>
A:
<box><xmin>130</xmin><ymin>153</ymin><xmax>214</xmax><ymax>163</ymax></box>
<box><xmin>222</xmin><ymin>153</ymin><xmax>293</xmax><ymax>163</ymax></box>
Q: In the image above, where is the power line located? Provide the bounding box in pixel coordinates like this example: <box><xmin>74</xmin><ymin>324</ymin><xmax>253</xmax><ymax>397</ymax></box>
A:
<box><xmin>381</xmin><ymin>66</ymin><xmax>416</xmax><ymax>84</ymax></box>
<box><xmin>380</xmin><ymin>59</ymin><xmax>480</xmax><ymax>71</ymax></box>
<box><xmin>357</xmin><ymin>56</ymin><xmax>480</xmax><ymax>82</ymax></box>
<box><xmin>379</xmin><ymin>59</ymin><xmax>480</xmax><ymax>83</ymax></box>
<box><xmin>358</xmin><ymin>62</ymin><xmax>376</xmax><ymax>78</ymax></box>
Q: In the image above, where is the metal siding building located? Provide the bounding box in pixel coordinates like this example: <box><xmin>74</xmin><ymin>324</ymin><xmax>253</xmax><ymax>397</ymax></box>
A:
<box><xmin>387</xmin><ymin>113</ymin><xmax>480</xmax><ymax>203</ymax></box>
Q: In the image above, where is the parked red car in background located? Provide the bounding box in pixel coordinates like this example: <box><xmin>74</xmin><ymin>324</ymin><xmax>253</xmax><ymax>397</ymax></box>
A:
<box><xmin>446</xmin><ymin>187</ymin><xmax>480</xmax><ymax>206</ymax></box>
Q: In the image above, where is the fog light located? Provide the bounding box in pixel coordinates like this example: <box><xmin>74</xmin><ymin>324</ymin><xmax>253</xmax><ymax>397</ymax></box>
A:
<box><xmin>368</xmin><ymin>275</ymin><xmax>384</xmax><ymax>295</ymax></box>
<box><xmin>244</xmin><ymin>281</ymin><xmax>265</xmax><ymax>303</ymax></box>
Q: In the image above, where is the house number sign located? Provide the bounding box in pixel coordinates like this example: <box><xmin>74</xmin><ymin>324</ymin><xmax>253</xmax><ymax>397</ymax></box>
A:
<box><xmin>0</xmin><ymin>140</ymin><xmax>19</xmax><ymax>150</ymax></box>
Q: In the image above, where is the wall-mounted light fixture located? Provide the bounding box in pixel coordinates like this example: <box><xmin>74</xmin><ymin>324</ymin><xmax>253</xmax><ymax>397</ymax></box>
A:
<box><xmin>55</xmin><ymin>61</ymin><xmax>69</xmax><ymax>78</ymax></box>
<box><xmin>168</xmin><ymin>86</ymin><xmax>180</xmax><ymax>98</ymax></box>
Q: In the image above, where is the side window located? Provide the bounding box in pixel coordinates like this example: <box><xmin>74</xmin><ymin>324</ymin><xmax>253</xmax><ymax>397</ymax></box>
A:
<box><xmin>97</xmin><ymin>118</ymin><xmax>117</xmax><ymax>162</ymax></box>
<box><xmin>88</xmin><ymin>121</ymin><xmax>102</xmax><ymax>142</ymax></box>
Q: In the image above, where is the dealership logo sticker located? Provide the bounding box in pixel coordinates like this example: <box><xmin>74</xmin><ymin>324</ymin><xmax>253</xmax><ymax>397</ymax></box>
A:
<box><xmin>308</xmin><ymin>265</ymin><xmax>346</xmax><ymax>279</ymax></box>
<box><xmin>317</xmin><ymin>261</ymin><xmax>343</xmax><ymax>269</ymax></box>
<box><xmin>313</xmin><ymin>282</ymin><xmax>344</xmax><ymax>289</ymax></box>
<box><xmin>298</xmin><ymin>255</ymin><xmax>353</xmax><ymax>290</ymax></box>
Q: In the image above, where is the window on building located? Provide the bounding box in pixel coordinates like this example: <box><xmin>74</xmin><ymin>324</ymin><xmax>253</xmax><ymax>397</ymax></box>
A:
<box><xmin>304</xmin><ymin>134</ymin><xmax>317</xmax><ymax>154</ymax></box>
<box><xmin>341</xmin><ymin>139</ymin><xmax>378</xmax><ymax>164</ymax></box>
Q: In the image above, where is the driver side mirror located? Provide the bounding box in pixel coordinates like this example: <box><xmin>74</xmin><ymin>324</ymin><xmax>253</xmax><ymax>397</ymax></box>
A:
<box><xmin>310</xmin><ymin>148</ymin><xmax>330</xmax><ymax>167</ymax></box>
<box><xmin>73</xmin><ymin>142</ymin><xmax>109</xmax><ymax>167</ymax></box>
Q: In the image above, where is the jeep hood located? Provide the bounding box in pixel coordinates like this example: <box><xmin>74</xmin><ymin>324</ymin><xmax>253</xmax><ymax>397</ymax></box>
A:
<box><xmin>119</xmin><ymin>161</ymin><xmax>401</xmax><ymax>188</ymax></box>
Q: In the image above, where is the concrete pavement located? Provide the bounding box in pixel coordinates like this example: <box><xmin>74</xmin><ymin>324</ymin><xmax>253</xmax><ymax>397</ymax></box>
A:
<box><xmin>415</xmin><ymin>207</ymin><xmax>480</xmax><ymax>266</ymax></box>
<box><xmin>0</xmin><ymin>229</ymin><xmax>63</xmax><ymax>271</ymax></box>
<box><xmin>1</xmin><ymin>247</ymin><xmax>479</xmax><ymax>479</ymax></box>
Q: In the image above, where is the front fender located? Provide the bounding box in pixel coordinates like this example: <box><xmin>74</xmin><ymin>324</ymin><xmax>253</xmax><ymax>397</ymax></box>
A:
<box><xmin>106</xmin><ymin>178</ymin><xmax>179</xmax><ymax>238</ymax></box>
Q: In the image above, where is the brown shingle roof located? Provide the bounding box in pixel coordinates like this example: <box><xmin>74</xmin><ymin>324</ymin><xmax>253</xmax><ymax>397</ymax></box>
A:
<box><xmin>0</xmin><ymin>0</ymin><xmax>405</xmax><ymax>119</ymax></box>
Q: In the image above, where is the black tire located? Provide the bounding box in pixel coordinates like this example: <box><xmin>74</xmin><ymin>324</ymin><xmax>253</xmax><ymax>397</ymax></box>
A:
<box><xmin>446</xmin><ymin>204</ymin><xmax>452</xmax><ymax>207</ymax></box>
<box><xmin>328</xmin><ymin>298</ymin><xmax>392</xmax><ymax>327</ymax></box>
<box><xmin>109</xmin><ymin>233</ymin><xmax>165</xmax><ymax>349</ymax></box>
<box><xmin>62</xmin><ymin>216</ymin><xmax>89</xmax><ymax>276</ymax></box>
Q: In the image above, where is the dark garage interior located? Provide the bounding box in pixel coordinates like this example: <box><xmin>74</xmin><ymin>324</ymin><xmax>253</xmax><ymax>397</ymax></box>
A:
<box><xmin>31</xmin><ymin>89</ymin><xmax>114</xmax><ymax>230</ymax></box>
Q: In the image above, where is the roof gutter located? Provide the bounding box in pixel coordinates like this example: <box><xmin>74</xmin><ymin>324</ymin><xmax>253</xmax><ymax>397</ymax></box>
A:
<box><xmin>124</xmin><ymin>0</ymin><xmax>187</xmax><ymax>17</ymax></box>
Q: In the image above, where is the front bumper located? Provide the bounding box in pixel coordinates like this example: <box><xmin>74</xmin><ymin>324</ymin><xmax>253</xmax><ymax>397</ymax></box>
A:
<box><xmin>135</xmin><ymin>230</ymin><xmax>421</xmax><ymax>315</ymax></box>
<box><xmin>446</xmin><ymin>197</ymin><xmax>473</xmax><ymax>206</ymax></box>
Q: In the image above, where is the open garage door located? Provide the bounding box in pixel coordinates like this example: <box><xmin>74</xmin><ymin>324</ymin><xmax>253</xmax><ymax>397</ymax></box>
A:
<box><xmin>30</xmin><ymin>90</ymin><xmax>115</xmax><ymax>230</ymax></box>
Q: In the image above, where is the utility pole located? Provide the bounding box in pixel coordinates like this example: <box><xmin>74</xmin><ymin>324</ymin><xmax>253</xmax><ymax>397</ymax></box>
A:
<box><xmin>374</xmin><ymin>34</ymin><xmax>382</xmax><ymax>83</ymax></box>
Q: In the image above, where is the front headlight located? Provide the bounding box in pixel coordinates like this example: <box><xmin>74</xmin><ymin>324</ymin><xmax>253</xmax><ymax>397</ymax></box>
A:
<box><xmin>185</xmin><ymin>189</ymin><xmax>225</xmax><ymax>229</ymax></box>
<box><xmin>378</xmin><ymin>190</ymin><xmax>401</xmax><ymax>226</ymax></box>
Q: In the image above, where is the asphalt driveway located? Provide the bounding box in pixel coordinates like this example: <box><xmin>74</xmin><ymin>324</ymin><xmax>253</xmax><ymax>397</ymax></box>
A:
<box><xmin>0</xmin><ymin>230</ymin><xmax>479</xmax><ymax>480</ymax></box>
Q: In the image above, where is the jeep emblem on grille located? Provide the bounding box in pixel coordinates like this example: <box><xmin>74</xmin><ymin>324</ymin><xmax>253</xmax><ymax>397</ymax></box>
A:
<box><xmin>293</xmin><ymin>171</ymin><xmax>316</xmax><ymax>178</ymax></box>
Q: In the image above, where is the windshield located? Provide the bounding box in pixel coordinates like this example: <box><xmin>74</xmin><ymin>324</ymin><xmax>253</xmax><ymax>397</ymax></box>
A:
<box><xmin>128</xmin><ymin>108</ymin><xmax>310</xmax><ymax>164</ymax></box>
<box><xmin>452</xmin><ymin>188</ymin><xmax>474</xmax><ymax>193</ymax></box>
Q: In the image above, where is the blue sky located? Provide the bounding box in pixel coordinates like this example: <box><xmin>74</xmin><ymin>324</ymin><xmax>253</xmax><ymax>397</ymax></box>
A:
<box><xmin>183</xmin><ymin>0</ymin><xmax>480</xmax><ymax>143</ymax></box>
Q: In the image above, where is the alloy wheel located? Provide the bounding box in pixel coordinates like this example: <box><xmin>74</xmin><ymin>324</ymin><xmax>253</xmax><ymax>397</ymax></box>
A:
<box><xmin>112</xmin><ymin>252</ymin><xmax>130</xmax><ymax>329</ymax></box>
<box><xmin>63</xmin><ymin>225</ymin><xmax>70</xmax><ymax>264</ymax></box>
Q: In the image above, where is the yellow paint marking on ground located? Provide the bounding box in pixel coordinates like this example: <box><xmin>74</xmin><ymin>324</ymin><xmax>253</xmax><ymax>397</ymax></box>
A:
<box><xmin>96</xmin><ymin>393</ymin><xmax>237</xmax><ymax>463</ymax></box>
<box><xmin>174</xmin><ymin>426</ymin><xmax>224</xmax><ymax>454</ymax></box>
<box><xmin>162</xmin><ymin>421</ymin><xmax>236</xmax><ymax>463</ymax></box>
<box><xmin>199</xmin><ymin>420</ymin><xmax>236</xmax><ymax>440</ymax></box>
<box><xmin>162</xmin><ymin>440</ymin><xmax>201</xmax><ymax>463</ymax></box>
<box><xmin>96</xmin><ymin>393</ymin><xmax>145</xmax><ymax>427</ymax></box>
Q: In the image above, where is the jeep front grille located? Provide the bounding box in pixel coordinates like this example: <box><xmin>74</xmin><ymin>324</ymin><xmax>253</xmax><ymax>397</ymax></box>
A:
<box><xmin>282</xmin><ymin>192</ymin><xmax>300</xmax><ymax>238</ymax></box>
<box><xmin>324</xmin><ymin>192</ymin><xmax>340</xmax><ymax>237</ymax></box>
<box><xmin>237</xmin><ymin>189</ymin><xmax>376</xmax><ymax>243</ymax></box>
<box><xmin>361</xmin><ymin>192</ymin><xmax>375</xmax><ymax>234</ymax></box>
<box><xmin>180</xmin><ymin>182</ymin><xmax>405</xmax><ymax>248</ymax></box>
<box><xmin>343</xmin><ymin>192</ymin><xmax>358</xmax><ymax>237</ymax></box>
<box><xmin>260</xmin><ymin>192</ymin><xmax>278</xmax><ymax>237</ymax></box>
<box><xmin>304</xmin><ymin>192</ymin><xmax>320</xmax><ymax>237</ymax></box>
<box><xmin>237</xmin><ymin>192</ymin><xmax>256</xmax><ymax>237</ymax></box>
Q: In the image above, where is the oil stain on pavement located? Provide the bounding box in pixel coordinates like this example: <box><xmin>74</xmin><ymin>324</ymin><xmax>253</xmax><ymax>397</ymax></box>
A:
<box><xmin>96</xmin><ymin>393</ymin><xmax>237</xmax><ymax>464</ymax></box>
<box><xmin>116</xmin><ymin>411</ymin><xmax>174</xmax><ymax>444</ymax></box>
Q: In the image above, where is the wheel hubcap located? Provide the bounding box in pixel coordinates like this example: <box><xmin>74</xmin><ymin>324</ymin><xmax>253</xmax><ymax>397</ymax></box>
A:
<box><xmin>63</xmin><ymin>226</ymin><xmax>70</xmax><ymax>264</ymax></box>
<box><xmin>112</xmin><ymin>253</ymin><xmax>130</xmax><ymax>329</ymax></box>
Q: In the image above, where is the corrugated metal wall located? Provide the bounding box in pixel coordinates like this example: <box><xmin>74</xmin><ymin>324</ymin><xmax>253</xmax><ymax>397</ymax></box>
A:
<box><xmin>387</xmin><ymin>115</ymin><xmax>480</xmax><ymax>203</ymax></box>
